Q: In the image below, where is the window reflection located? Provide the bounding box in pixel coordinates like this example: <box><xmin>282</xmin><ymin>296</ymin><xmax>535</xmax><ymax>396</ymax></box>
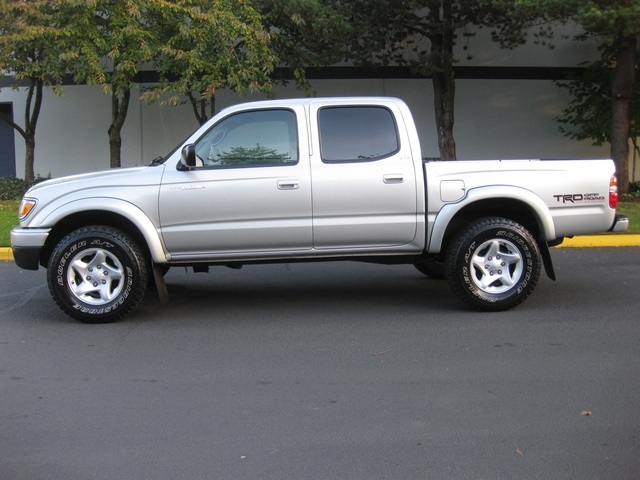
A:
<box><xmin>195</xmin><ymin>109</ymin><xmax>298</xmax><ymax>168</ymax></box>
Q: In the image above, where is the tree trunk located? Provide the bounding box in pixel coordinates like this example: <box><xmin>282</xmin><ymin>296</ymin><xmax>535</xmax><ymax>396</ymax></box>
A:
<box><xmin>610</xmin><ymin>34</ymin><xmax>635</xmax><ymax>194</ymax></box>
<box><xmin>108</xmin><ymin>89</ymin><xmax>131</xmax><ymax>168</ymax></box>
<box><xmin>24</xmin><ymin>137</ymin><xmax>36</xmax><ymax>184</ymax></box>
<box><xmin>16</xmin><ymin>77</ymin><xmax>44</xmax><ymax>183</ymax></box>
<box><xmin>188</xmin><ymin>92</ymin><xmax>216</xmax><ymax>126</ymax></box>
<box><xmin>432</xmin><ymin>70</ymin><xmax>457</xmax><ymax>160</ymax></box>
<box><xmin>428</xmin><ymin>0</ymin><xmax>457</xmax><ymax>160</ymax></box>
<box><xmin>24</xmin><ymin>78</ymin><xmax>42</xmax><ymax>182</ymax></box>
<box><xmin>1</xmin><ymin>108</ymin><xmax>36</xmax><ymax>183</ymax></box>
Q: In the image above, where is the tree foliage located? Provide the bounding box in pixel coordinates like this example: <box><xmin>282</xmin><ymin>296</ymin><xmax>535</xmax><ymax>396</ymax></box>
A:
<box><xmin>556</xmin><ymin>47</ymin><xmax>640</xmax><ymax>147</ymax></box>
<box><xmin>582</xmin><ymin>1</ymin><xmax>640</xmax><ymax>194</ymax></box>
<box><xmin>141</xmin><ymin>0</ymin><xmax>278</xmax><ymax>125</ymax></box>
<box><xmin>141</xmin><ymin>0</ymin><xmax>349</xmax><ymax>126</ymax></box>
<box><xmin>2</xmin><ymin>0</ymin><xmax>285</xmax><ymax>171</ymax></box>
<box><xmin>491</xmin><ymin>0</ymin><xmax>640</xmax><ymax>193</ymax></box>
<box><xmin>62</xmin><ymin>0</ymin><xmax>155</xmax><ymax>168</ymax></box>
<box><xmin>342</xmin><ymin>0</ymin><xmax>527</xmax><ymax>160</ymax></box>
<box><xmin>256</xmin><ymin>0</ymin><xmax>351</xmax><ymax>93</ymax></box>
<box><xmin>0</xmin><ymin>0</ymin><xmax>76</xmax><ymax>182</ymax></box>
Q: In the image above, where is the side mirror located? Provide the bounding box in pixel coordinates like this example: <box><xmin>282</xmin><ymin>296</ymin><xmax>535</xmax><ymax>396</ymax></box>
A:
<box><xmin>179</xmin><ymin>144</ymin><xmax>197</xmax><ymax>170</ymax></box>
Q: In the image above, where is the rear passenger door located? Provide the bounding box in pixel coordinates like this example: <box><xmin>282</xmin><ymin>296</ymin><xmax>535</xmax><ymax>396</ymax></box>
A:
<box><xmin>309</xmin><ymin>103</ymin><xmax>418</xmax><ymax>249</ymax></box>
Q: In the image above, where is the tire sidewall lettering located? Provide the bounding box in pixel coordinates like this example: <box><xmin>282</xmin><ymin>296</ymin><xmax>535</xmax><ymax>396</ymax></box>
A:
<box><xmin>446</xmin><ymin>218</ymin><xmax>542</xmax><ymax>311</ymax></box>
<box><xmin>52</xmin><ymin>234</ymin><xmax>138</xmax><ymax>318</ymax></box>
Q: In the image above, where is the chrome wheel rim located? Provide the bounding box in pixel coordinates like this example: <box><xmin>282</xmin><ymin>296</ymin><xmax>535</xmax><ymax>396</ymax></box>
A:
<box><xmin>66</xmin><ymin>248</ymin><xmax>125</xmax><ymax>305</ymax></box>
<box><xmin>469</xmin><ymin>239</ymin><xmax>523</xmax><ymax>294</ymax></box>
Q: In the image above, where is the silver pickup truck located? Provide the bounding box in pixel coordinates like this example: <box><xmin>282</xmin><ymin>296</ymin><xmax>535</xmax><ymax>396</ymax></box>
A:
<box><xmin>11</xmin><ymin>97</ymin><xmax>629</xmax><ymax>323</ymax></box>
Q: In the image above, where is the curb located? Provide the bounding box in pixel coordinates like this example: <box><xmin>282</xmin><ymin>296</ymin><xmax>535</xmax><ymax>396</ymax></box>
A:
<box><xmin>555</xmin><ymin>234</ymin><xmax>640</xmax><ymax>248</ymax></box>
<box><xmin>2</xmin><ymin>235</ymin><xmax>640</xmax><ymax>262</ymax></box>
<box><xmin>0</xmin><ymin>248</ymin><xmax>14</xmax><ymax>261</ymax></box>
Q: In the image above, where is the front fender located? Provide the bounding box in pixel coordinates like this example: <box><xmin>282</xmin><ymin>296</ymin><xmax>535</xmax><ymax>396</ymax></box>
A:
<box><xmin>427</xmin><ymin>185</ymin><xmax>556</xmax><ymax>254</ymax></box>
<box><xmin>37</xmin><ymin>198</ymin><xmax>168</xmax><ymax>264</ymax></box>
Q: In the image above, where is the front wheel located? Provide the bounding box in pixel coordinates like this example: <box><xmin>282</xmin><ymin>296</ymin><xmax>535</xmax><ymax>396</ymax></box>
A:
<box><xmin>47</xmin><ymin>226</ymin><xmax>149</xmax><ymax>323</ymax></box>
<box><xmin>445</xmin><ymin>217</ymin><xmax>541</xmax><ymax>311</ymax></box>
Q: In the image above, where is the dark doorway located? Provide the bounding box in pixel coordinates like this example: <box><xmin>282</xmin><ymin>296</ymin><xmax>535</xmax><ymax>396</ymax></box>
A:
<box><xmin>0</xmin><ymin>103</ymin><xmax>17</xmax><ymax>177</ymax></box>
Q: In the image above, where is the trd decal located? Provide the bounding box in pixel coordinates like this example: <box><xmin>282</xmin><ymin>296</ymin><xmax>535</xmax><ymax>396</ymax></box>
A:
<box><xmin>553</xmin><ymin>193</ymin><xmax>605</xmax><ymax>204</ymax></box>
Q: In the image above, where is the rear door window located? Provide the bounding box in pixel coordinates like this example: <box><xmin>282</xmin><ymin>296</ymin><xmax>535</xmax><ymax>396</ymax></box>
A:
<box><xmin>318</xmin><ymin>106</ymin><xmax>400</xmax><ymax>162</ymax></box>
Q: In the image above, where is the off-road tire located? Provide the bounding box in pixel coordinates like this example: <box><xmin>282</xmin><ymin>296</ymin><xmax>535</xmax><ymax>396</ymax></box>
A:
<box><xmin>47</xmin><ymin>226</ymin><xmax>148</xmax><ymax>323</ymax></box>
<box><xmin>445</xmin><ymin>217</ymin><xmax>541</xmax><ymax>311</ymax></box>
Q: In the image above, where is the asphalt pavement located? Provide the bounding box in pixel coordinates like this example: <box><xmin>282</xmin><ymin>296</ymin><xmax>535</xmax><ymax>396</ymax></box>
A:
<box><xmin>1</xmin><ymin>248</ymin><xmax>639</xmax><ymax>480</ymax></box>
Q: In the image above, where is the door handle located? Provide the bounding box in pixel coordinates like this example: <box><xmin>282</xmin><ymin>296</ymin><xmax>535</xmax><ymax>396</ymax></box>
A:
<box><xmin>383</xmin><ymin>174</ymin><xmax>404</xmax><ymax>184</ymax></box>
<box><xmin>278</xmin><ymin>179</ymin><xmax>300</xmax><ymax>190</ymax></box>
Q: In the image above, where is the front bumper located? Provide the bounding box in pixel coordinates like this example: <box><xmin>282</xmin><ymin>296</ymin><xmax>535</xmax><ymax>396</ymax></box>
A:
<box><xmin>10</xmin><ymin>227</ymin><xmax>51</xmax><ymax>270</ymax></box>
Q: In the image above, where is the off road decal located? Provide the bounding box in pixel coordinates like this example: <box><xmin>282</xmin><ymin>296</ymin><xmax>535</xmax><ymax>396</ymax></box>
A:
<box><xmin>553</xmin><ymin>193</ymin><xmax>605</xmax><ymax>204</ymax></box>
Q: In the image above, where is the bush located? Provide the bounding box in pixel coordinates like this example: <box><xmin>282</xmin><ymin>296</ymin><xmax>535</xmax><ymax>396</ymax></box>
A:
<box><xmin>622</xmin><ymin>180</ymin><xmax>640</xmax><ymax>201</ymax></box>
<box><xmin>0</xmin><ymin>176</ymin><xmax>50</xmax><ymax>200</ymax></box>
<box><xmin>0</xmin><ymin>177</ymin><xmax>29</xmax><ymax>201</ymax></box>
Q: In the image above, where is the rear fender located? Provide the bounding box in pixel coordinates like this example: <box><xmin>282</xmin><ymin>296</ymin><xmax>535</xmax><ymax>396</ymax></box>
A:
<box><xmin>427</xmin><ymin>186</ymin><xmax>556</xmax><ymax>254</ymax></box>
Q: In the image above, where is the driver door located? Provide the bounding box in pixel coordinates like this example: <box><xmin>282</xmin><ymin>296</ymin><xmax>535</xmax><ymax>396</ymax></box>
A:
<box><xmin>158</xmin><ymin>107</ymin><xmax>313</xmax><ymax>259</ymax></box>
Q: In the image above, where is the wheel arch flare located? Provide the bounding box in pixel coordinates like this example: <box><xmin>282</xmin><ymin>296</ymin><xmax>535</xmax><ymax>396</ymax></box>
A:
<box><xmin>38</xmin><ymin>198</ymin><xmax>167</xmax><ymax>268</ymax></box>
<box><xmin>428</xmin><ymin>186</ymin><xmax>556</xmax><ymax>255</ymax></box>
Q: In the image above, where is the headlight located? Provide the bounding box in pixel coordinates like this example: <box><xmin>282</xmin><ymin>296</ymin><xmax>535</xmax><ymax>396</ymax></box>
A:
<box><xmin>19</xmin><ymin>198</ymin><xmax>37</xmax><ymax>220</ymax></box>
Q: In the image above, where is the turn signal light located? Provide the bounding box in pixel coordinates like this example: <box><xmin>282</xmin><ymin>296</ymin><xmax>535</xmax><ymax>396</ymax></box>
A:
<box><xmin>609</xmin><ymin>175</ymin><xmax>619</xmax><ymax>209</ymax></box>
<box><xmin>19</xmin><ymin>198</ymin><xmax>37</xmax><ymax>220</ymax></box>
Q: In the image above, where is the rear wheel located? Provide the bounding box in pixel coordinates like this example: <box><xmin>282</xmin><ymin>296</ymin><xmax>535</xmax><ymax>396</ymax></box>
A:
<box><xmin>47</xmin><ymin>226</ymin><xmax>148</xmax><ymax>323</ymax></box>
<box><xmin>445</xmin><ymin>217</ymin><xmax>541</xmax><ymax>311</ymax></box>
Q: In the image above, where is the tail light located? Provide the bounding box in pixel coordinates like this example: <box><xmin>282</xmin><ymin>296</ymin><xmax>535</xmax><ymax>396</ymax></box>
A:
<box><xmin>609</xmin><ymin>175</ymin><xmax>619</xmax><ymax>209</ymax></box>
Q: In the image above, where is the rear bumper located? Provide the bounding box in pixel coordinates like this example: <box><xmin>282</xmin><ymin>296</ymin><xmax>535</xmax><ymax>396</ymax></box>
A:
<box><xmin>10</xmin><ymin>227</ymin><xmax>50</xmax><ymax>270</ymax></box>
<box><xmin>610</xmin><ymin>215</ymin><xmax>629</xmax><ymax>233</ymax></box>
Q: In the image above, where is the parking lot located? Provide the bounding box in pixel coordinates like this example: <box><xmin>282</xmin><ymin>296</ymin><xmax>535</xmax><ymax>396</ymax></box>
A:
<box><xmin>1</xmin><ymin>248</ymin><xmax>639</xmax><ymax>479</ymax></box>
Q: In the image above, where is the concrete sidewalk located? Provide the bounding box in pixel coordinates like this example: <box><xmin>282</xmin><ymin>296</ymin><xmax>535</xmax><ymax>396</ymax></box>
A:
<box><xmin>2</xmin><ymin>235</ymin><xmax>640</xmax><ymax>262</ymax></box>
